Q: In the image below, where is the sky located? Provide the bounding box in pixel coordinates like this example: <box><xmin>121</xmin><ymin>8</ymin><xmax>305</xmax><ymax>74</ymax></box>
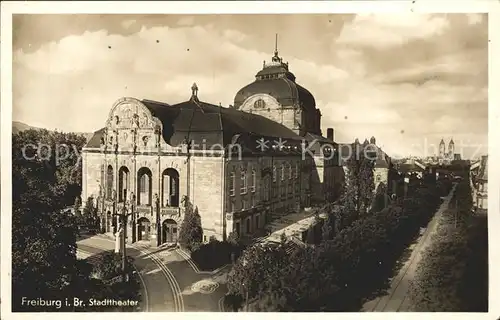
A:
<box><xmin>12</xmin><ymin>13</ymin><xmax>488</xmax><ymax>159</ymax></box>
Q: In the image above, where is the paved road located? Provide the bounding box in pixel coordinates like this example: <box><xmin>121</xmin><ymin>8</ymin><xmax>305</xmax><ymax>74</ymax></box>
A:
<box><xmin>77</xmin><ymin>235</ymin><xmax>227</xmax><ymax>312</ymax></box>
<box><xmin>361</xmin><ymin>183</ymin><xmax>457</xmax><ymax>312</ymax></box>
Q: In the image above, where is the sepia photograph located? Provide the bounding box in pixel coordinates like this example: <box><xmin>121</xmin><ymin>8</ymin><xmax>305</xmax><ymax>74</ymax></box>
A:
<box><xmin>1</xmin><ymin>1</ymin><xmax>496</xmax><ymax>316</ymax></box>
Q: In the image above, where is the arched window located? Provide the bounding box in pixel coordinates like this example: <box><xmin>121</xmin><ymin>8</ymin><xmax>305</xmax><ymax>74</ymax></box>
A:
<box><xmin>272</xmin><ymin>166</ymin><xmax>277</xmax><ymax>182</ymax></box>
<box><xmin>288</xmin><ymin>163</ymin><xmax>292</xmax><ymax>180</ymax></box>
<box><xmin>281</xmin><ymin>164</ymin><xmax>285</xmax><ymax>181</ymax></box>
<box><xmin>376</xmin><ymin>174</ymin><xmax>382</xmax><ymax>182</ymax></box>
<box><xmin>106</xmin><ymin>165</ymin><xmax>114</xmax><ymax>200</ymax></box>
<box><xmin>162</xmin><ymin>168</ymin><xmax>180</xmax><ymax>207</ymax></box>
<box><xmin>118</xmin><ymin>166</ymin><xmax>130</xmax><ymax>202</ymax></box>
<box><xmin>137</xmin><ymin>167</ymin><xmax>152</xmax><ymax>205</ymax></box>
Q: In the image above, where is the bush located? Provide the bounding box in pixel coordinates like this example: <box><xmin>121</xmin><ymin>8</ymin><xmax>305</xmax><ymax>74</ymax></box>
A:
<box><xmin>191</xmin><ymin>240</ymin><xmax>242</xmax><ymax>271</ymax></box>
<box><xmin>178</xmin><ymin>197</ymin><xmax>203</xmax><ymax>251</ymax></box>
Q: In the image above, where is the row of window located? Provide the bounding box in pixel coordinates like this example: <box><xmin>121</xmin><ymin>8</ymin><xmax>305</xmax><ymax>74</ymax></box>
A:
<box><xmin>228</xmin><ymin>163</ymin><xmax>300</xmax><ymax>196</ymax></box>
<box><xmin>234</xmin><ymin>212</ymin><xmax>266</xmax><ymax>236</ymax></box>
<box><xmin>104</xmin><ymin>165</ymin><xmax>180</xmax><ymax>207</ymax></box>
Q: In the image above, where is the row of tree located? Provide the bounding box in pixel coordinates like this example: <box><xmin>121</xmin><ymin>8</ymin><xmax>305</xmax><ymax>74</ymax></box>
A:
<box><xmin>408</xmin><ymin>173</ymin><xmax>488</xmax><ymax>311</ymax></box>
<box><xmin>225</xmin><ymin>147</ymin><xmax>454</xmax><ymax>311</ymax></box>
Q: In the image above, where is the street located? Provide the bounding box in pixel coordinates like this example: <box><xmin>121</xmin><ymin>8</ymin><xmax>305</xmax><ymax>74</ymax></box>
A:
<box><xmin>77</xmin><ymin>235</ymin><xmax>228</xmax><ymax>312</ymax></box>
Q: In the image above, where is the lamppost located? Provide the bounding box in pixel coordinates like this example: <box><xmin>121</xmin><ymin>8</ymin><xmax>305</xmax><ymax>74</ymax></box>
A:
<box><xmin>130</xmin><ymin>192</ymin><xmax>136</xmax><ymax>243</ymax></box>
<box><xmin>154</xmin><ymin>193</ymin><xmax>161</xmax><ymax>247</ymax></box>
<box><xmin>113</xmin><ymin>197</ymin><xmax>133</xmax><ymax>283</ymax></box>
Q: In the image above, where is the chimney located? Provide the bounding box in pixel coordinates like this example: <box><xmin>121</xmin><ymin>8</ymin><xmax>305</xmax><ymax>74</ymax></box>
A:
<box><xmin>327</xmin><ymin>128</ymin><xmax>334</xmax><ymax>141</ymax></box>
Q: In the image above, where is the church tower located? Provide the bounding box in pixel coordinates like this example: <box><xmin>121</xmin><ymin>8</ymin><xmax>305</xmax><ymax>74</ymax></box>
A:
<box><xmin>448</xmin><ymin>139</ymin><xmax>455</xmax><ymax>159</ymax></box>
<box><xmin>439</xmin><ymin>139</ymin><xmax>446</xmax><ymax>158</ymax></box>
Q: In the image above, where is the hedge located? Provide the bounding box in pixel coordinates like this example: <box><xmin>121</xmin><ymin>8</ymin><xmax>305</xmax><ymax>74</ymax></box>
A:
<box><xmin>227</xmin><ymin>177</ymin><xmax>453</xmax><ymax>311</ymax></box>
<box><xmin>191</xmin><ymin>239</ymin><xmax>243</xmax><ymax>271</ymax></box>
<box><xmin>408</xmin><ymin>175</ymin><xmax>488</xmax><ymax>311</ymax></box>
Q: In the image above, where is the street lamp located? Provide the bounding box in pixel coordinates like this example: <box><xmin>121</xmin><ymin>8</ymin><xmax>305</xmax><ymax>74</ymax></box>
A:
<box><xmin>113</xmin><ymin>197</ymin><xmax>133</xmax><ymax>283</ymax></box>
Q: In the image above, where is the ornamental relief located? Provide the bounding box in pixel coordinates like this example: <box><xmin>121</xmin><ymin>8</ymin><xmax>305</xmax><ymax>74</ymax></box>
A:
<box><xmin>106</xmin><ymin>100</ymin><xmax>156</xmax><ymax>131</ymax></box>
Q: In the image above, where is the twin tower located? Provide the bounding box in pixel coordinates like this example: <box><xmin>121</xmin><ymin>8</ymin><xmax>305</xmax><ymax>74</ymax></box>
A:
<box><xmin>439</xmin><ymin>138</ymin><xmax>455</xmax><ymax>159</ymax></box>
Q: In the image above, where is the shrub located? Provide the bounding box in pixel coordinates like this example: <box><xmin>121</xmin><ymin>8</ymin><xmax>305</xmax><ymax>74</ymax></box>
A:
<box><xmin>178</xmin><ymin>197</ymin><xmax>202</xmax><ymax>251</ymax></box>
<box><xmin>191</xmin><ymin>240</ymin><xmax>241</xmax><ymax>271</ymax></box>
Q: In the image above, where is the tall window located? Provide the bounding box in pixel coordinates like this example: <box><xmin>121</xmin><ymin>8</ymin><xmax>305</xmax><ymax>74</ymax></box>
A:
<box><xmin>229</xmin><ymin>172</ymin><xmax>235</xmax><ymax>196</ymax></box>
<box><xmin>106</xmin><ymin>165</ymin><xmax>114</xmax><ymax>200</ymax></box>
<box><xmin>251</xmin><ymin>169</ymin><xmax>256</xmax><ymax>192</ymax></box>
<box><xmin>272</xmin><ymin>166</ymin><xmax>277</xmax><ymax>182</ymax></box>
<box><xmin>295</xmin><ymin>163</ymin><xmax>299</xmax><ymax>179</ymax></box>
<box><xmin>137</xmin><ymin>168</ymin><xmax>152</xmax><ymax>205</ymax></box>
<box><xmin>281</xmin><ymin>165</ymin><xmax>285</xmax><ymax>181</ymax></box>
<box><xmin>241</xmin><ymin>171</ymin><xmax>247</xmax><ymax>194</ymax></box>
<box><xmin>288</xmin><ymin>163</ymin><xmax>292</xmax><ymax>180</ymax></box>
<box><xmin>162</xmin><ymin>168</ymin><xmax>180</xmax><ymax>207</ymax></box>
<box><xmin>118</xmin><ymin>167</ymin><xmax>130</xmax><ymax>202</ymax></box>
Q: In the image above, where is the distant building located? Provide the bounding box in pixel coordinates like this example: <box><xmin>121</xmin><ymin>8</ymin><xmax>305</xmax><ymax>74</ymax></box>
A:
<box><xmin>437</xmin><ymin>138</ymin><xmax>455</xmax><ymax>165</ymax></box>
<box><xmin>472</xmin><ymin>155</ymin><xmax>488</xmax><ymax>214</ymax></box>
<box><xmin>338</xmin><ymin>137</ymin><xmax>397</xmax><ymax>196</ymax></box>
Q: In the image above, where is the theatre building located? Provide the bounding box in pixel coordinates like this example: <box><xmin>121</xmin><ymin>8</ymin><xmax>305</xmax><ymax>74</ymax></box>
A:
<box><xmin>81</xmin><ymin>49</ymin><xmax>344</xmax><ymax>247</ymax></box>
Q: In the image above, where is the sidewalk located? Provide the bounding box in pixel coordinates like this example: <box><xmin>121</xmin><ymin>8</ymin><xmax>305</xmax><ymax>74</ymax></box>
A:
<box><xmin>361</xmin><ymin>184</ymin><xmax>457</xmax><ymax>312</ymax></box>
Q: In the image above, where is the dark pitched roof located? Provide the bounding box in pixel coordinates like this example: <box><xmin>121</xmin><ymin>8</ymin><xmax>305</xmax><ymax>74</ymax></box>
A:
<box><xmin>85</xmin><ymin>97</ymin><xmax>304</xmax><ymax>150</ymax></box>
<box><xmin>86</xmin><ymin>128</ymin><xmax>106</xmax><ymax>148</ymax></box>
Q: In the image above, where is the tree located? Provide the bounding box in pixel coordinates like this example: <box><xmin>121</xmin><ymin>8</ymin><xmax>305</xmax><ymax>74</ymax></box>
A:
<box><xmin>371</xmin><ymin>183</ymin><xmax>388</xmax><ymax>213</ymax></box>
<box><xmin>74</xmin><ymin>196</ymin><xmax>82</xmax><ymax>214</ymax></box>
<box><xmin>358</xmin><ymin>140</ymin><xmax>375</xmax><ymax>214</ymax></box>
<box><xmin>338</xmin><ymin>141</ymin><xmax>376</xmax><ymax>227</ymax></box>
<box><xmin>178</xmin><ymin>196</ymin><xmax>203</xmax><ymax>251</ymax></box>
<box><xmin>321</xmin><ymin>214</ymin><xmax>334</xmax><ymax>241</ymax></box>
<box><xmin>12</xmin><ymin>129</ymin><xmax>89</xmax><ymax>311</ymax></box>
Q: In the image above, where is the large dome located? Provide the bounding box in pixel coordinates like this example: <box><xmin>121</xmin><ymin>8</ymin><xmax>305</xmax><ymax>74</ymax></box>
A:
<box><xmin>233</xmin><ymin>51</ymin><xmax>316</xmax><ymax>111</ymax></box>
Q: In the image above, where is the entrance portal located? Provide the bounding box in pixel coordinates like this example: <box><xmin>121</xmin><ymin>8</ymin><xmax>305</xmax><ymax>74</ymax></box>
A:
<box><xmin>137</xmin><ymin>217</ymin><xmax>151</xmax><ymax>241</ymax></box>
<box><xmin>162</xmin><ymin>219</ymin><xmax>178</xmax><ymax>244</ymax></box>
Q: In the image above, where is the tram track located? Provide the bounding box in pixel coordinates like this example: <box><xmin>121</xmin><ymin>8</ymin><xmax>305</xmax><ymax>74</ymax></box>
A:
<box><xmin>132</xmin><ymin>245</ymin><xmax>185</xmax><ymax>312</ymax></box>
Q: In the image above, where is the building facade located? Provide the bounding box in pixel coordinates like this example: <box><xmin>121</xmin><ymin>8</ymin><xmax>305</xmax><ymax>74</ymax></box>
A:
<box><xmin>81</xmin><ymin>49</ymin><xmax>344</xmax><ymax>247</ymax></box>
<box><xmin>472</xmin><ymin>155</ymin><xmax>488</xmax><ymax>214</ymax></box>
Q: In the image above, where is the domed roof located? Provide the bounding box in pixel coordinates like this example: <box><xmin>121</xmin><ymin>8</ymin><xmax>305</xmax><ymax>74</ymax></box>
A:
<box><xmin>233</xmin><ymin>50</ymin><xmax>316</xmax><ymax>111</ymax></box>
